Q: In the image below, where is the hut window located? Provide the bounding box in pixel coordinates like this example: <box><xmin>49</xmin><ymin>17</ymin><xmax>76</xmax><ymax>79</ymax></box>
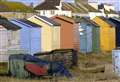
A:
<box><xmin>51</xmin><ymin>10</ymin><xmax>55</xmax><ymax>15</ymax></box>
<box><xmin>43</xmin><ymin>11</ymin><xmax>45</xmax><ymax>15</ymax></box>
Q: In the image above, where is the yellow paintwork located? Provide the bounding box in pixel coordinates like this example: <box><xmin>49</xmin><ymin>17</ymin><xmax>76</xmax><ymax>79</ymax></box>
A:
<box><xmin>93</xmin><ymin>17</ymin><xmax>116</xmax><ymax>51</ymax></box>
<box><xmin>28</xmin><ymin>16</ymin><xmax>60</xmax><ymax>52</ymax></box>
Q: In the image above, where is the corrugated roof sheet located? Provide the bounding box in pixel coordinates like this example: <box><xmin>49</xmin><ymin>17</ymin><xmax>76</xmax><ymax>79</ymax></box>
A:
<box><xmin>35</xmin><ymin>16</ymin><xmax>61</xmax><ymax>26</ymax></box>
<box><xmin>19</xmin><ymin>19</ymin><xmax>41</xmax><ymax>27</ymax></box>
<box><xmin>0</xmin><ymin>1</ymin><xmax>34</xmax><ymax>12</ymax></box>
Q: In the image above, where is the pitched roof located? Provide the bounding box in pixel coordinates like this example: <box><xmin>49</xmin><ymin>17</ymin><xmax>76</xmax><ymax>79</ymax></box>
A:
<box><xmin>109</xmin><ymin>18</ymin><xmax>120</xmax><ymax>23</ymax></box>
<box><xmin>104</xmin><ymin>9</ymin><xmax>117</xmax><ymax>14</ymax></box>
<box><xmin>0</xmin><ymin>1</ymin><xmax>34</xmax><ymax>12</ymax></box>
<box><xmin>51</xmin><ymin>16</ymin><xmax>74</xmax><ymax>24</ymax></box>
<box><xmin>62</xmin><ymin>3</ymin><xmax>85</xmax><ymax>13</ymax></box>
<box><xmin>0</xmin><ymin>16</ymin><xmax>21</xmax><ymax>30</ymax></box>
<box><xmin>19</xmin><ymin>19</ymin><xmax>41</xmax><ymax>27</ymax></box>
<box><xmin>75</xmin><ymin>0</ymin><xmax>88</xmax><ymax>3</ymax></box>
<box><xmin>34</xmin><ymin>0</ymin><xmax>61</xmax><ymax>10</ymax></box>
<box><xmin>75</xmin><ymin>17</ymin><xmax>99</xmax><ymax>27</ymax></box>
<box><xmin>62</xmin><ymin>2</ymin><xmax>100</xmax><ymax>13</ymax></box>
<box><xmin>99</xmin><ymin>17</ymin><xmax>116</xmax><ymax>27</ymax></box>
<box><xmin>35</xmin><ymin>15</ymin><xmax>61</xmax><ymax>26</ymax></box>
<box><xmin>81</xmin><ymin>3</ymin><xmax>99</xmax><ymax>12</ymax></box>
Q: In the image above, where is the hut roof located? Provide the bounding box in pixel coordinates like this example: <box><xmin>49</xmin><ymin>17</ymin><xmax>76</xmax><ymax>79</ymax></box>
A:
<box><xmin>35</xmin><ymin>15</ymin><xmax>61</xmax><ymax>26</ymax></box>
<box><xmin>75</xmin><ymin>17</ymin><xmax>99</xmax><ymax>27</ymax></box>
<box><xmin>0</xmin><ymin>16</ymin><xmax>21</xmax><ymax>30</ymax></box>
<box><xmin>99</xmin><ymin>17</ymin><xmax>116</xmax><ymax>27</ymax></box>
<box><xmin>52</xmin><ymin>16</ymin><xmax>74</xmax><ymax>24</ymax></box>
<box><xmin>19</xmin><ymin>19</ymin><xmax>41</xmax><ymax>27</ymax></box>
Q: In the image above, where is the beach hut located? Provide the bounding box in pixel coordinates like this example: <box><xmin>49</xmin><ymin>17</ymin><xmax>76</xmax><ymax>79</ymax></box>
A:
<box><xmin>75</xmin><ymin>17</ymin><xmax>100</xmax><ymax>53</ymax></box>
<box><xmin>10</xmin><ymin>19</ymin><xmax>41</xmax><ymax>55</ymax></box>
<box><xmin>51</xmin><ymin>16</ymin><xmax>80</xmax><ymax>51</ymax></box>
<box><xmin>0</xmin><ymin>16</ymin><xmax>21</xmax><ymax>74</ymax></box>
<box><xmin>109</xmin><ymin>18</ymin><xmax>120</xmax><ymax>47</ymax></box>
<box><xmin>28</xmin><ymin>15</ymin><xmax>61</xmax><ymax>52</ymax></box>
<box><xmin>92</xmin><ymin>17</ymin><xmax>116</xmax><ymax>52</ymax></box>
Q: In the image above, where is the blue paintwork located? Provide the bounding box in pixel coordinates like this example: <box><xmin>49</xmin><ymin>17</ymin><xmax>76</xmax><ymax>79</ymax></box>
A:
<box><xmin>109</xmin><ymin>18</ymin><xmax>120</xmax><ymax>47</ymax></box>
<box><xmin>10</xmin><ymin>19</ymin><xmax>41</xmax><ymax>55</ymax></box>
<box><xmin>79</xmin><ymin>22</ymin><xmax>93</xmax><ymax>53</ymax></box>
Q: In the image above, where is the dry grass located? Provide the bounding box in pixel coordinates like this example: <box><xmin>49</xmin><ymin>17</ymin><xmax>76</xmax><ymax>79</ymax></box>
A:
<box><xmin>0</xmin><ymin>52</ymin><xmax>120</xmax><ymax>82</ymax></box>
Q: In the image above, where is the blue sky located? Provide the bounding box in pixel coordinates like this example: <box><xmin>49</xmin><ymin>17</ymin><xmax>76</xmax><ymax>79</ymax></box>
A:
<box><xmin>9</xmin><ymin>0</ymin><xmax>75</xmax><ymax>6</ymax></box>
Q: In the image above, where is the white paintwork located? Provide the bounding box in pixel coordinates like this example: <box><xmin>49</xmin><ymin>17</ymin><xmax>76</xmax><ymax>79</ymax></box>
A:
<box><xmin>35</xmin><ymin>0</ymin><xmax>72</xmax><ymax>17</ymax></box>
<box><xmin>0</xmin><ymin>25</ymin><xmax>20</xmax><ymax>62</ymax></box>
<box><xmin>88</xmin><ymin>2</ymin><xmax>119</xmax><ymax>18</ymax></box>
<box><xmin>8</xmin><ymin>30</ymin><xmax>20</xmax><ymax>50</ymax></box>
<box><xmin>89</xmin><ymin>12</ymin><xmax>106</xmax><ymax>19</ymax></box>
<box><xmin>112</xmin><ymin>49</ymin><xmax>120</xmax><ymax>77</ymax></box>
<box><xmin>107</xmin><ymin>14</ymin><xmax>119</xmax><ymax>18</ymax></box>
<box><xmin>89</xmin><ymin>2</ymin><xmax>99</xmax><ymax>10</ymax></box>
<box><xmin>0</xmin><ymin>26</ymin><xmax>8</xmax><ymax>55</ymax></box>
<box><xmin>36</xmin><ymin>10</ymin><xmax>72</xmax><ymax>17</ymax></box>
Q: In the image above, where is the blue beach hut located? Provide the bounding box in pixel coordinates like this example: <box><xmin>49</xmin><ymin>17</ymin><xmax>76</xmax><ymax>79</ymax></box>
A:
<box><xmin>10</xmin><ymin>19</ymin><xmax>41</xmax><ymax>55</ymax></box>
<box><xmin>76</xmin><ymin>17</ymin><xmax>100</xmax><ymax>53</ymax></box>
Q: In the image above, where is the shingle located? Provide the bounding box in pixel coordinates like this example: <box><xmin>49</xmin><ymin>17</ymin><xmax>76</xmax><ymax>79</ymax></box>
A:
<box><xmin>19</xmin><ymin>19</ymin><xmax>41</xmax><ymax>27</ymax></box>
<box><xmin>36</xmin><ymin>16</ymin><xmax>61</xmax><ymax>26</ymax></box>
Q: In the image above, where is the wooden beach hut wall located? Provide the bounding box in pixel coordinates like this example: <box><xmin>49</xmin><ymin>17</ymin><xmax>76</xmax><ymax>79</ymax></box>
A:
<box><xmin>0</xmin><ymin>16</ymin><xmax>21</xmax><ymax>74</ymax></box>
<box><xmin>28</xmin><ymin>15</ymin><xmax>61</xmax><ymax>52</ymax></box>
<box><xmin>92</xmin><ymin>17</ymin><xmax>116</xmax><ymax>52</ymax></box>
<box><xmin>10</xmin><ymin>19</ymin><xmax>41</xmax><ymax>55</ymax></box>
<box><xmin>109</xmin><ymin>18</ymin><xmax>120</xmax><ymax>47</ymax></box>
<box><xmin>76</xmin><ymin>17</ymin><xmax>100</xmax><ymax>53</ymax></box>
<box><xmin>51</xmin><ymin>16</ymin><xmax>80</xmax><ymax>51</ymax></box>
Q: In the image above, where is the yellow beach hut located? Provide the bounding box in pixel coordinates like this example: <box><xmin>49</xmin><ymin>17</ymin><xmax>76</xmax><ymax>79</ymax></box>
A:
<box><xmin>92</xmin><ymin>17</ymin><xmax>116</xmax><ymax>52</ymax></box>
<box><xmin>28</xmin><ymin>15</ymin><xmax>61</xmax><ymax>52</ymax></box>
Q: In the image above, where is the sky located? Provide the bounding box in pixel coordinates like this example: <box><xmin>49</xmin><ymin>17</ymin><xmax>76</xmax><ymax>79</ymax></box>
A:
<box><xmin>8</xmin><ymin>0</ymin><xmax>75</xmax><ymax>6</ymax></box>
